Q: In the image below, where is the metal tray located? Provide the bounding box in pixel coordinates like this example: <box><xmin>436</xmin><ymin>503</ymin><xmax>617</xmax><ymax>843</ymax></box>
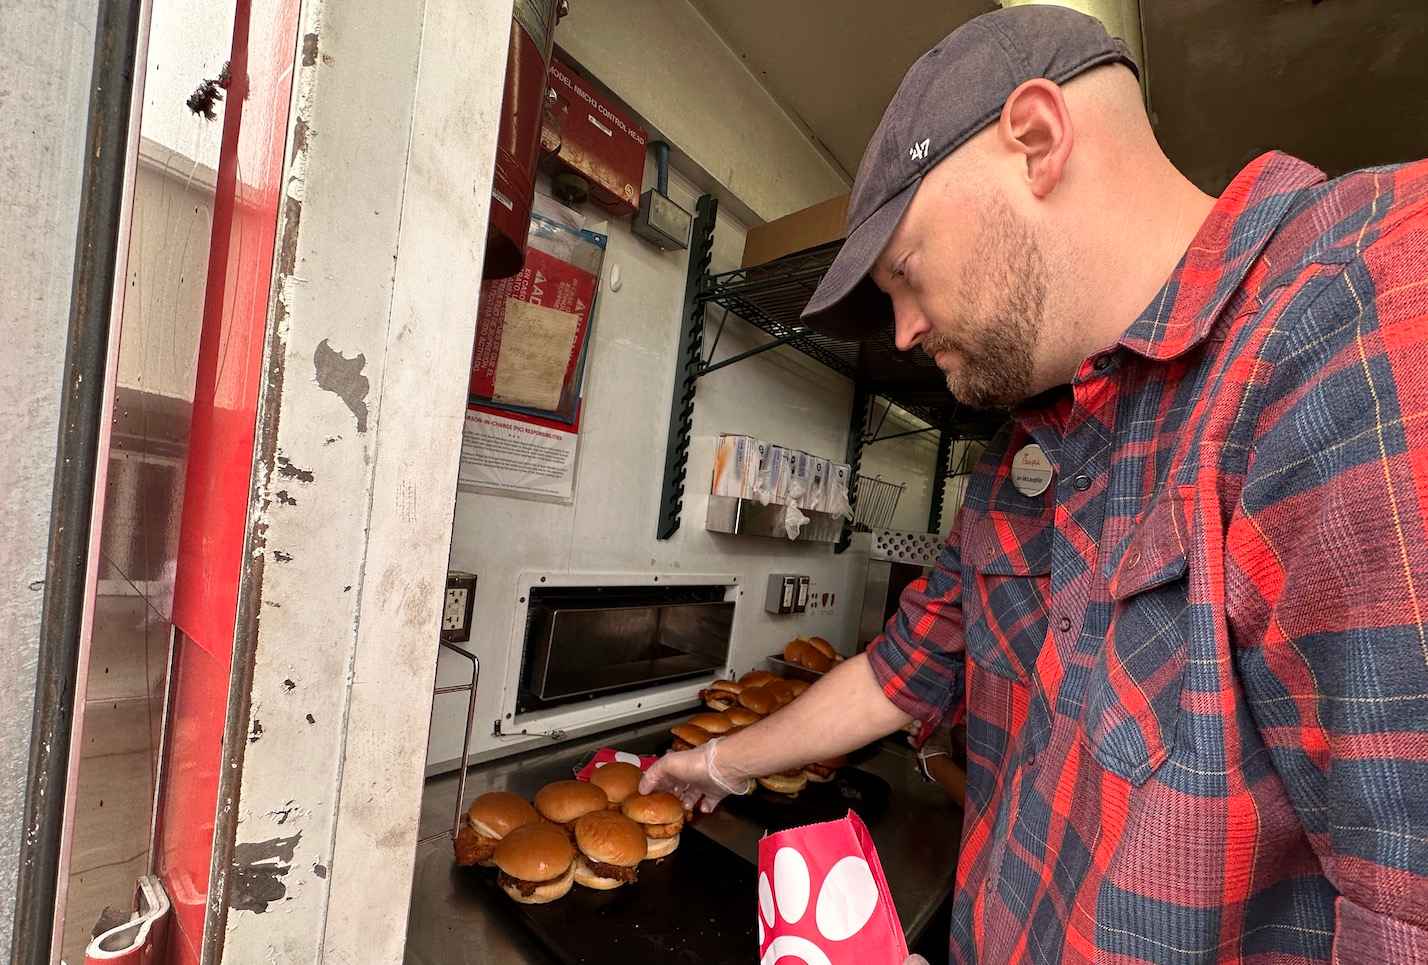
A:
<box><xmin>465</xmin><ymin>829</ymin><xmax>757</xmax><ymax>965</ymax></box>
<box><xmin>767</xmin><ymin>655</ymin><xmax>826</xmax><ymax>684</ymax></box>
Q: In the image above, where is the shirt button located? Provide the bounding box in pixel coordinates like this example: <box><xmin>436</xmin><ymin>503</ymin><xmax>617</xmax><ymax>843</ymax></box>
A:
<box><xmin>1073</xmin><ymin>474</ymin><xmax>1092</xmax><ymax>491</ymax></box>
<box><xmin>1058</xmin><ymin>616</ymin><xmax>1072</xmax><ymax>633</ymax></box>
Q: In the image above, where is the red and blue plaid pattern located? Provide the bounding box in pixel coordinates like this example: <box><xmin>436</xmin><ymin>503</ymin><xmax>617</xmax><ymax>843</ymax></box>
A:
<box><xmin>868</xmin><ymin>152</ymin><xmax>1428</xmax><ymax>963</ymax></box>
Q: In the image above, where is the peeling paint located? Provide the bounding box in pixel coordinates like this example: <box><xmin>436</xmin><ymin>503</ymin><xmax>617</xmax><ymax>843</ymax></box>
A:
<box><xmin>275</xmin><ymin>454</ymin><xmax>314</xmax><ymax>482</ymax></box>
<box><xmin>301</xmin><ymin>33</ymin><xmax>318</xmax><ymax>67</ymax></box>
<box><xmin>305</xmin><ymin>713</ymin><xmax>316</xmax><ymax>725</ymax></box>
<box><xmin>277</xmin><ymin>195</ymin><xmax>303</xmax><ymax>278</ymax></box>
<box><xmin>274</xmin><ymin>489</ymin><xmax>297</xmax><ymax>505</ymax></box>
<box><xmin>313</xmin><ymin>862</ymin><xmax>327</xmax><ymax>879</ymax></box>
<box><xmin>248</xmin><ymin>719</ymin><xmax>264</xmax><ymax>743</ymax></box>
<box><xmin>291</xmin><ymin>117</ymin><xmax>310</xmax><ymax>164</ymax></box>
<box><xmin>312</xmin><ymin>338</ymin><xmax>370</xmax><ymax>432</ymax></box>
<box><xmin>283</xmin><ymin>679</ymin><xmax>295</xmax><ymax>691</ymax></box>
<box><xmin>268</xmin><ymin>800</ymin><xmax>299</xmax><ymax>825</ymax></box>
<box><xmin>230</xmin><ymin>834</ymin><xmax>301</xmax><ymax>913</ymax></box>
<box><xmin>273</xmin><ymin>550</ymin><xmax>293</xmax><ymax>563</ymax></box>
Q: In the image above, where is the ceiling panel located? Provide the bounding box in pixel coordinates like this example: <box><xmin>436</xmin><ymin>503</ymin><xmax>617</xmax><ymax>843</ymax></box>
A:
<box><xmin>692</xmin><ymin>0</ymin><xmax>1428</xmax><ymax>202</ymax></box>
<box><xmin>1128</xmin><ymin>1</ymin><xmax>1427</xmax><ymax>192</ymax></box>
<box><xmin>689</xmin><ymin>0</ymin><xmax>994</xmax><ymax>180</ymax></box>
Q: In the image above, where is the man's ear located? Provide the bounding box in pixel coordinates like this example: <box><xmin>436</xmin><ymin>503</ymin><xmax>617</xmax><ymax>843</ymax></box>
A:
<box><xmin>997</xmin><ymin>78</ymin><xmax>1073</xmax><ymax>199</ymax></box>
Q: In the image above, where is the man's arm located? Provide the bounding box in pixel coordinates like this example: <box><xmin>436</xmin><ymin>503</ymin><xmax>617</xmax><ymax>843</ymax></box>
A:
<box><xmin>712</xmin><ymin>652</ymin><xmax>912</xmax><ymax>782</ymax></box>
<box><xmin>642</xmin><ymin>514</ymin><xmax>970</xmax><ymax>810</ymax></box>
<box><xmin>1228</xmin><ymin>228</ymin><xmax>1428</xmax><ymax>961</ymax></box>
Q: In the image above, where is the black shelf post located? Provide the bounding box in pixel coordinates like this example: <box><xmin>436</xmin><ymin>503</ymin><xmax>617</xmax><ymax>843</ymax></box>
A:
<box><xmin>927</xmin><ymin>422</ymin><xmax>955</xmax><ymax>535</ymax></box>
<box><xmin>836</xmin><ymin>383</ymin><xmax>871</xmax><ymax>554</ymax></box>
<box><xmin>656</xmin><ymin>194</ymin><xmax>718</xmax><ymax>540</ymax></box>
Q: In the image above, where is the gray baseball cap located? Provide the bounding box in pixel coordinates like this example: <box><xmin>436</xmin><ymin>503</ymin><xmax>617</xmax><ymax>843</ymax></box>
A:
<box><xmin>801</xmin><ymin>5</ymin><xmax>1138</xmax><ymax>339</ymax></box>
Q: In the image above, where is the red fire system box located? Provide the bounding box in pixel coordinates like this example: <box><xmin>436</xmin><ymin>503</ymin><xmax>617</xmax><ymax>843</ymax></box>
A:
<box><xmin>543</xmin><ymin>52</ymin><xmax>647</xmax><ymax>218</ymax></box>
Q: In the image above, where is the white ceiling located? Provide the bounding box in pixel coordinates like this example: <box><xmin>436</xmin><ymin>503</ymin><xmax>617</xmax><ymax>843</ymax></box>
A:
<box><xmin>689</xmin><ymin>0</ymin><xmax>1428</xmax><ymax>197</ymax></box>
<box><xmin>689</xmin><ymin>0</ymin><xmax>994</xmax><ymax>181</ymax></box>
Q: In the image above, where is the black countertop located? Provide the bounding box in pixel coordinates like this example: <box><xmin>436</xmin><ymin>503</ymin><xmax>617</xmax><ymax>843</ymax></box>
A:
<box><xmin>404</xmin><ymin>712</ymin><xmax>961</xmax><ymax>964</ymax></box>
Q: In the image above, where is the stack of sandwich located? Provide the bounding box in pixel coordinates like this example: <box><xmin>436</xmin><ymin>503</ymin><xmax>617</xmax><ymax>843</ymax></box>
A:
<box><xmin>670</xmin><ymin>663</ymin><xmax>844</xmax><ymax>799</ymax></box>
<box><xmin>782</xmin><ymin>635</ymin><xmax>840</xmax><ymax>673</ymax></box>
<box><xmin>452</xmin><ymin>762</ymin><xmax>687</xmax><ymax>905</ymax></box>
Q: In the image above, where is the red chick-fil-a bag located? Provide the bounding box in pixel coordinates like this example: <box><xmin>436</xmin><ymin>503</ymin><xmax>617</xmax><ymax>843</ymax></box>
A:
<box><xmin>756</xmin><ymin>810</ymin><xmax>908</xmax><ymax>965</ymax></box>
<box><xmin>572</xmin><ymin>747</ymin><xmax>658</xmax><ymax>781</ymax></box>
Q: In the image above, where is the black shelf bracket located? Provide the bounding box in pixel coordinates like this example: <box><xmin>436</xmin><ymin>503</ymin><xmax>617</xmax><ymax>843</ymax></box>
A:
<box><xmin>657</xmin><ymin>194</ymin><xmax>719</xmax><ymax>540</ymax></box>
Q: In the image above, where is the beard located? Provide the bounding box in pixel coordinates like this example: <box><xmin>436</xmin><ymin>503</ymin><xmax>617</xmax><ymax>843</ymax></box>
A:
<box><xmin>923</xmin><ymin>197</ymin><xmax>1047</xmax><ymax>409</ymax></box>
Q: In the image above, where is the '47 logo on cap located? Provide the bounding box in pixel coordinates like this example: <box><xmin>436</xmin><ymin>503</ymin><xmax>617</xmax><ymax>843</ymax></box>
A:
<box><xmin>909</xmin><ymin>139</ymin><xmax>930</xmax><ymax>162</ymax></box>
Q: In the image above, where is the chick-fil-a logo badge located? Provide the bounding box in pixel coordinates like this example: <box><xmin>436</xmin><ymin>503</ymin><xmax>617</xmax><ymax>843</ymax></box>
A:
<box><xmin>756</xmin><ymin>812</ymin><xmax>907</xmax><ymax>965</ymax></box>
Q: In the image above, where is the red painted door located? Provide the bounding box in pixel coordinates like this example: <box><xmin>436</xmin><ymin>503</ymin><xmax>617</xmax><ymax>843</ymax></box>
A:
<box><xmin>155</xmin><ymin>0</ymin><xmax>300</xmax><ymax>960</ymax></box>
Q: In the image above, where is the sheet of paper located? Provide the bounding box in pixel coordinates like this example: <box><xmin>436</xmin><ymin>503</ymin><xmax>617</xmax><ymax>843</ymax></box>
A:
<box><xmin>490</xmin><ymin>297</ymin><xmax>579</xmax><ymax>411</ymax></box>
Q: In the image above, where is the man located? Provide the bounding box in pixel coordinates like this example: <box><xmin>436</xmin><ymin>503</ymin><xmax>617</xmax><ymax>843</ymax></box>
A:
<box><xmin>642</xmin><ymin>5</ymin><xmax>1428</xmax><ymax>962</ymax></box>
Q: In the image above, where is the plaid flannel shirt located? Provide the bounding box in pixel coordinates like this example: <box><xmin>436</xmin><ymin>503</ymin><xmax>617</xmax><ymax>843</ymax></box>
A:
<box><xmin>868</xmin><ymin>152</ymin><xmax>1428</xmax><ymax>963</ymax></box>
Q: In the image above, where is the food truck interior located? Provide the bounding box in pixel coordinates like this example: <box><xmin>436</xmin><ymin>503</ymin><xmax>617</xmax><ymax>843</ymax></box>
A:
<box><xmin>6</xmin><ymin>0</ymin><xmax>1427</xmax><ymax>963</ymax></box>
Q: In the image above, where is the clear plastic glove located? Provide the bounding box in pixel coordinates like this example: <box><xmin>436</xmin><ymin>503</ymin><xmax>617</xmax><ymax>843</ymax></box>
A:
<box><xmin>903</xmin><ymin>957</ymin><xmax>929</xmax><ymax>965</ymax></box>
<box><xmin>638</xmin><ymin>737</ymin><xmax>752</xmax><ymax>814</ymax></box>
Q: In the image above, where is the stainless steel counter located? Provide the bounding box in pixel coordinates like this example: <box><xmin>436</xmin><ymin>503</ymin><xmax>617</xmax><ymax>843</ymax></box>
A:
<box><xmin>404</xmin><ymin>713</ymin><xmax>961</xmax><ymax>964</ymax></box>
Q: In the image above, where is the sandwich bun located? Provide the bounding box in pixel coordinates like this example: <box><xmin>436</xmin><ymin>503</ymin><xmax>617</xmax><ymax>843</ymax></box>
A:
<box><xmin>572</xmin><ymin>810</ymin><xmax>646</xmax><ymax>889</ymax></box>
<box><xmin>738</xmin><ymin>686</ymin><xmax>777</xmax><ymax>716</ymax></box>
<box><xmin>757</xmin><ymin>770</ymin><xmax>809</xmax><ymax>796</ymax></box>
<box><xmin>589</xmin><ymin>762</ymin><xmax>643</xmax><ymax>807</ymax></box>
<box><xmin>766</xmin><ymin>680</ymin><xmax>797</xmax><ymax>707</ymax></box>
<box><xmin>622</xmin><ymin>792</ymin><xmax>686</xmax><ymax>857</ymax></box>
<box><xmin>784</xmin><ymin>639</ymin><xmax>815</xmax><ymax>664</ymax></box>
<box><xmin>724</xmin><ymin>706</ymin><xmax>761</xmax><ymax>728</ymax></box>
<box><xmin>494</xmin><ymin>824</ymin><xmax>576</xmax><ymax>904</ymax></box>
<box><xmin>455</xmin><ymin>790</ymin><xmax>539</xmax><ymax>866</ymax></box>
<box><xmin>687</xmin><ymin>713</ymin><xmax>733</xmax><ymax>735</ymax></box>
<box><xmin>534</xmin><ymin>780</ymin><xmax>609</xmax><ymax>828</ymax></box>
<box><xmin>700</xmin><ymin>678</ymin><xmax>743</xmax><ymax>711</ymax></box>
<box><xmin>803</xmin><ymin>754</ymin><xmax>848</xmax><ymax>783</ymax></box>
<box><xmin>670</xmin><ymin>723</ymin><xmax>711</xmax><ymax>752</ymax></box>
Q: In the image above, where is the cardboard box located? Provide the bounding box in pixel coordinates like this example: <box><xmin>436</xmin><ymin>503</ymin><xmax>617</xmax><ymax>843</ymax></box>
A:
<box><xmin>741</xmin><ymin>194</ymin><xmax>849</xmax><ymax>268</ymax></box>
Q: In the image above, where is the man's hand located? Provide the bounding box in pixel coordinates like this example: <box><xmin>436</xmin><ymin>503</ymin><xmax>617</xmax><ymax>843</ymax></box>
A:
<box><xmin>639</xmin><ymin>737</ymin><xmax>748</xmax><ymax>813</ymax></box>
<box><xmin>643</xmin><ymin>654</ymin><xmax>914</xmax><ymax>814</ymax></box>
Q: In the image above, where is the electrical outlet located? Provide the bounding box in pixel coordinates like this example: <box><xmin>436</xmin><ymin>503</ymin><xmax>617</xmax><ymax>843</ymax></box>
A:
<box><xmin>443</xmin><ymin>571</ymin><xmax>477</xmax><ymax>642</ymax></box>
<box><xmin>443</xmin><ymin>587</ymin><xmax>468</xmax><ymax>631</ymax></box>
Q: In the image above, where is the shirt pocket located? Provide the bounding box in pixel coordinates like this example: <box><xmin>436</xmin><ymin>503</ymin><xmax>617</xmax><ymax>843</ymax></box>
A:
<box><xmin>960</xmin><ymin>510</ymin><xmax>1053</xmax><ymax>685</ymax></box>
<box><xmin>1085</xmin><ymin>491</ymin><xmax>1191</xmax><ymax>786</ymax></box>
